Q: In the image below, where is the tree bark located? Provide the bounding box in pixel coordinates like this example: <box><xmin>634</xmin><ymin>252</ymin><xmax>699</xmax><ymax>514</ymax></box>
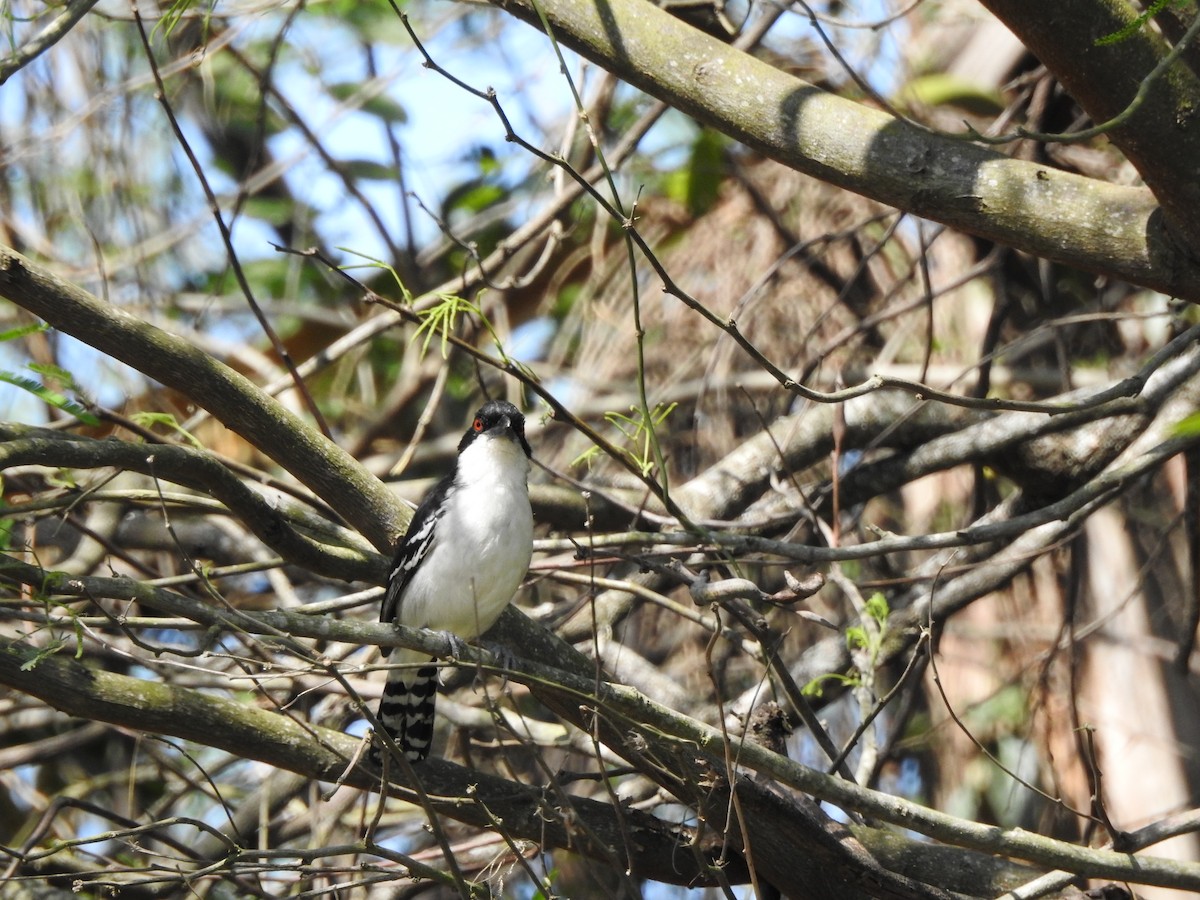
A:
<box><xmin>484</xmin><ymin>0</ymin><xmax>1200</xmax><ymax>299</ymax></box>
<box><xmin>0</xmin><ymin>636</ymin><xmax>745</xmax><ymax>889</ymax></box>
<box><xmin>979</xmin><ymin>0</ymin><xmax>1200</xmax><ymax>256</ymax></box>
<box><xmin>0</xmin><ymin>246</ymin><xmax>405</xmax><ymax>551</ymax></box>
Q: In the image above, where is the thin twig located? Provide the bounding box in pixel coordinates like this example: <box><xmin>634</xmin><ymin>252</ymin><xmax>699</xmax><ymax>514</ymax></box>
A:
<box><xmin>0</xmin><ymin>0</ymin><xmax>101</xmax><ymax>85</ymax></box>
<box><xmin>130</xmin><ymin>3</ymin><xmax>332</xmax><ymax>440</ymax></box>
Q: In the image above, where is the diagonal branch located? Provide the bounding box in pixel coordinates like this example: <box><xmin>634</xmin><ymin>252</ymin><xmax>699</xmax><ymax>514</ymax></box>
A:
<box><xmin>0</xmin><ymin>636</ymin><xmax>740</xmax><ymax>890</ymax></box>
<box><xmin>978</xmin><ymin>0</ymin><xmax>1200</xmax><ymax>257</ymax></box>
<box><xmin>5</xmin><ymin>557</ymin><xmax>1200</xmax><ymax>892</ymax></box>
<box><xmin>0</xmin><ymin>424</ymin><xmax>381</xmax><ymax>583</ymax></box>
<box><xmin>0</xmin><ymin>0</ymin><xmax>101</xmax><ymax>86</ymax></box>
<box><xmin>485</xmin><ymin>0</ymin><xmax>1200</xmax><ymax>299</ymax></box>
<box><xmin>0</xmin><ymin>245</ymin><xmax>404</xmax><ymax>551</ymax></box>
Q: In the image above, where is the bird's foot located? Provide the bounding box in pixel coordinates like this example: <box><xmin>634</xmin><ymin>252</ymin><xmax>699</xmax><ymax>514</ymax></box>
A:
<box><xmin>478</xmin><ymin>640</ymin><xmax>519</xmax><ymax>683</ymax></box>
<box><xmin>432</xmin><ymin>629</ymin><xmax>472</xmax><ymax>661</ymax></box>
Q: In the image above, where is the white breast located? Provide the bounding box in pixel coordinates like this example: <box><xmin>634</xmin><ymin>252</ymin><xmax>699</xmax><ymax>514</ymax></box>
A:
<box><xmin>398</xmin><ymin>433</ymin><xmax>532</xmax><ymax>639</ymax></box>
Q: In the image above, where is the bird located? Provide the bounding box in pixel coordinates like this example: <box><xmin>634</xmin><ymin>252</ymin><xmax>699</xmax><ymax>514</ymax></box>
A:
<box><xmin>375</xmin><ymin>399</ymin><xmax>534</xmax><ymax>763</ymax></box>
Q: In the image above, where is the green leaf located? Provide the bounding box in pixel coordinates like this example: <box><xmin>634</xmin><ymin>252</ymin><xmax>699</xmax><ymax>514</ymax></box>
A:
<box><xmin>0</xmin><ymin>322</ymin><xmax>49</xmax><ymax>343</ymax></box>
<box><xmin>19</xmin><ymin>639</ymin><xmax>66</xmax><ymax>671</ymax></box>
<box><xmin>342</xmin><ymin>159</ymin><xmax>399</xmax><ymax>182</ymax></box>
<box><xmin>360</xmin><ymin>94</ymin><xmax>409</xmax><ymax>125</ymax></box>
<box><xmin>46</xmin><ymin>468</ymin><xmax>78</xmax><ymax>490</ymax></box>
<box><xmin>684</xmin><ymin>129</ymin><xmax>725</xmax><ymax>217</ymax></box>
<box><xmin>242</xmin><ymin>196</ymin><xmax>297</xmax><ymax>226</ymax></box>
<box><xmin>865</xmin><ymin>592</ymin><xmax>890</xmax><ymax>626</ymax></box>
<box><xmin>337</xmin><ymin>247</ymin><xmax>414</xmax><ymax>302</ymax></box>
<box><xmin>411</xmin><ymin>294</ymin><xmax>480</xmax><ymax>359</ymax></box>
<box><xmin>26</xmin><ymin>362</ymin><xmax>76</xmax><ymax>385</ymax></box>
<box><xmin>571</xmin><ymin>444</ymin><xmax>604</xmax><ymax>470</ymax></box>
<box><xmin>1174</xmin><ymin>412</ymin><xmax>1200</xmax><ymax>437</ymax></box>
<box><xmin>531</xmin><ymin>869</ymin><xmax>559</xmax><ymax>900</ymax></box>
<box><xmin>582</xmin><ymin>402</ymin><xmax>678</xmax><ymax>477</ymax></box>
<box><xmin>329</xmin><ymin>83</ymin><xmax>409</xmax><ymax>124</ymax></box>
<box><xmin>802</xmin><ymin>672</ymin><xmax>857</xmax><ymax>698</ymax></box>
<box><xmin>151</xmin><ymin>0</ymin><xmax>203</xmax><ymax>43</ymax></box>
<box><xmin>662</xmin><ymin>168</ymin><xmax>689</xmax><ymax>208</ymax></box>
<box><xmin>311</xmin><ymin>0</ymin><xmax>398</xmax><ymax>34</ymax></box>
<box><xmin>846</xmin><ymin>624</ymin><xmax>868</xmax><ymax>651</ymax></box>
<box><xmin>1095</xmin><ymin>0</ymin><xmax>1185</xmax><ymax>46</ymax></box>
<box><xmin>0</xmin><ymin>504</ymin><xmax>12</xmax><ymax>552</ymax></box>
<box><xmin>474</xmin><ymin>147</ymin><xmax>501</xmax><ymax>177</ymax></box>
<box><xmin>0</xmin><ymin>371</ymin><xmax>100</xmax><ymax>425</ymax></box>
<box><xmin>552</xmin><ymin>282</ymin><xmax>581</xmax><ymax>319</ymax></box>
<box><xmin>444</xmin><ymin>182</ymin><xmax>506</xmax><ymax>216</ymax></box>
<box><xmin>129</xmin><ymin>411</ymin><xmax>205</xmax><ymax>449</ymax></box>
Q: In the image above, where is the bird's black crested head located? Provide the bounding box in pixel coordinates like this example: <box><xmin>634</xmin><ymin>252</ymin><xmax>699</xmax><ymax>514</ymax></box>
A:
<box><xmin>459</xmin><ymin>399</ymin><xmax>532</xmax><ymax>458</ymax></box>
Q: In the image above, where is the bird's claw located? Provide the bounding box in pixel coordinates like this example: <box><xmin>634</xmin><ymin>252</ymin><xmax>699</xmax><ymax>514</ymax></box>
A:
<box><xmin>434</xmin><ymin>630</ymin><xmax>471</xmax><ymax>660</ymax></box>
<box><xmin>480</xmin><ymin>640</ymin><xmax>518</xmax><ymax>683</ymax></box>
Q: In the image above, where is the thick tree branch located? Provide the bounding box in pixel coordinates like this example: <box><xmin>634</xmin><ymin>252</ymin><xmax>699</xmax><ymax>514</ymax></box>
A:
<box><xmin>978</xmin><ymin>0</ymin><xmax>1200</xmax><ymax>257</ymax></box>
<box><xmin>485</xmin><ymin>0</ymin><xmax>1200</xmax><ymax>299</ymax></box>
<box><xmin>0</xmin><ymin>245</ymin><xmax>404</xmax><ymax>551</ymax></box>
<box><xmin>0</xmin><ymin>637</ymin><xmax>741</xmax><ymax>889</ymax></box>
<box><xmin>5</xmin><ymin>557</ymin><xmax>1200</xmax><ymax>892</ymax></box>
<box><xmin>0</xmin><ymin>425</ymin><xmax>381</xmax><ymax>583</ymax></box>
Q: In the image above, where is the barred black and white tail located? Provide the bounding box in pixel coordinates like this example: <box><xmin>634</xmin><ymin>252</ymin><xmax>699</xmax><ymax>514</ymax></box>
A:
<box><xmin>376</xmin><ymin>659</ymin><xmax>438</xmax><ymax>762</ymax></box>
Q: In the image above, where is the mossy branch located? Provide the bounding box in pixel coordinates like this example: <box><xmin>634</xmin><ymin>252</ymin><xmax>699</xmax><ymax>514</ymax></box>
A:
<box><xmin>486</xmin><ymin>0</ymin><xmax>1200</xmax><ymax>296</ymax></box>
<box><xmin>5</xmin><ymin>557</ymin><xmax>1200</xmax><ymax>892</ymax></box>
<box><xmin>0</xmin><ymin>244</ymin><xmax>405</xmax><ymax>551</ymax></box>
<box><xmin>0</xmin><ymin>635</ymin><xmax>731</xmax><ymax>889</ymax></box>
<box><xmin>0</xmin><ymin>424</ymin><xmax>382</xmax><ymax>583</ymax></box>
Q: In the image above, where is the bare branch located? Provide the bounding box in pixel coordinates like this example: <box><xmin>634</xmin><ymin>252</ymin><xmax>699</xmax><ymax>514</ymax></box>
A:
<box><xmin>0</xmin><ymin>245</ymin><xmax>404</xmax><ymax>551</ymax></box>
<box><xmin>0</xmin><ymin>0</ymin><xmax>100</xmax><ymax>86</ymax></box>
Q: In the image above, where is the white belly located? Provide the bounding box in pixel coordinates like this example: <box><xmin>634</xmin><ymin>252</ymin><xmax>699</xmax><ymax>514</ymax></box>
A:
<box><xmin>398</xmin><ymin>436</ymin><xmax>532</xmax><ymax>638</ymax></box>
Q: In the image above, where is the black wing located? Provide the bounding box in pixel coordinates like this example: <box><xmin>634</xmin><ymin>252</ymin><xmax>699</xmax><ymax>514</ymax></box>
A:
<box><xmin>379</xmin><ymin>472</ymin><xmax>456</xmax><ymax>629</ymax></box>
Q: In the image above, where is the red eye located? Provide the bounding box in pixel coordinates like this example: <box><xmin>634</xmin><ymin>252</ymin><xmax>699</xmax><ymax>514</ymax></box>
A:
<box><xmin>473</xmin><ymin>417</ymin><xmax>484</xmax><ymax>432</ymax></box>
